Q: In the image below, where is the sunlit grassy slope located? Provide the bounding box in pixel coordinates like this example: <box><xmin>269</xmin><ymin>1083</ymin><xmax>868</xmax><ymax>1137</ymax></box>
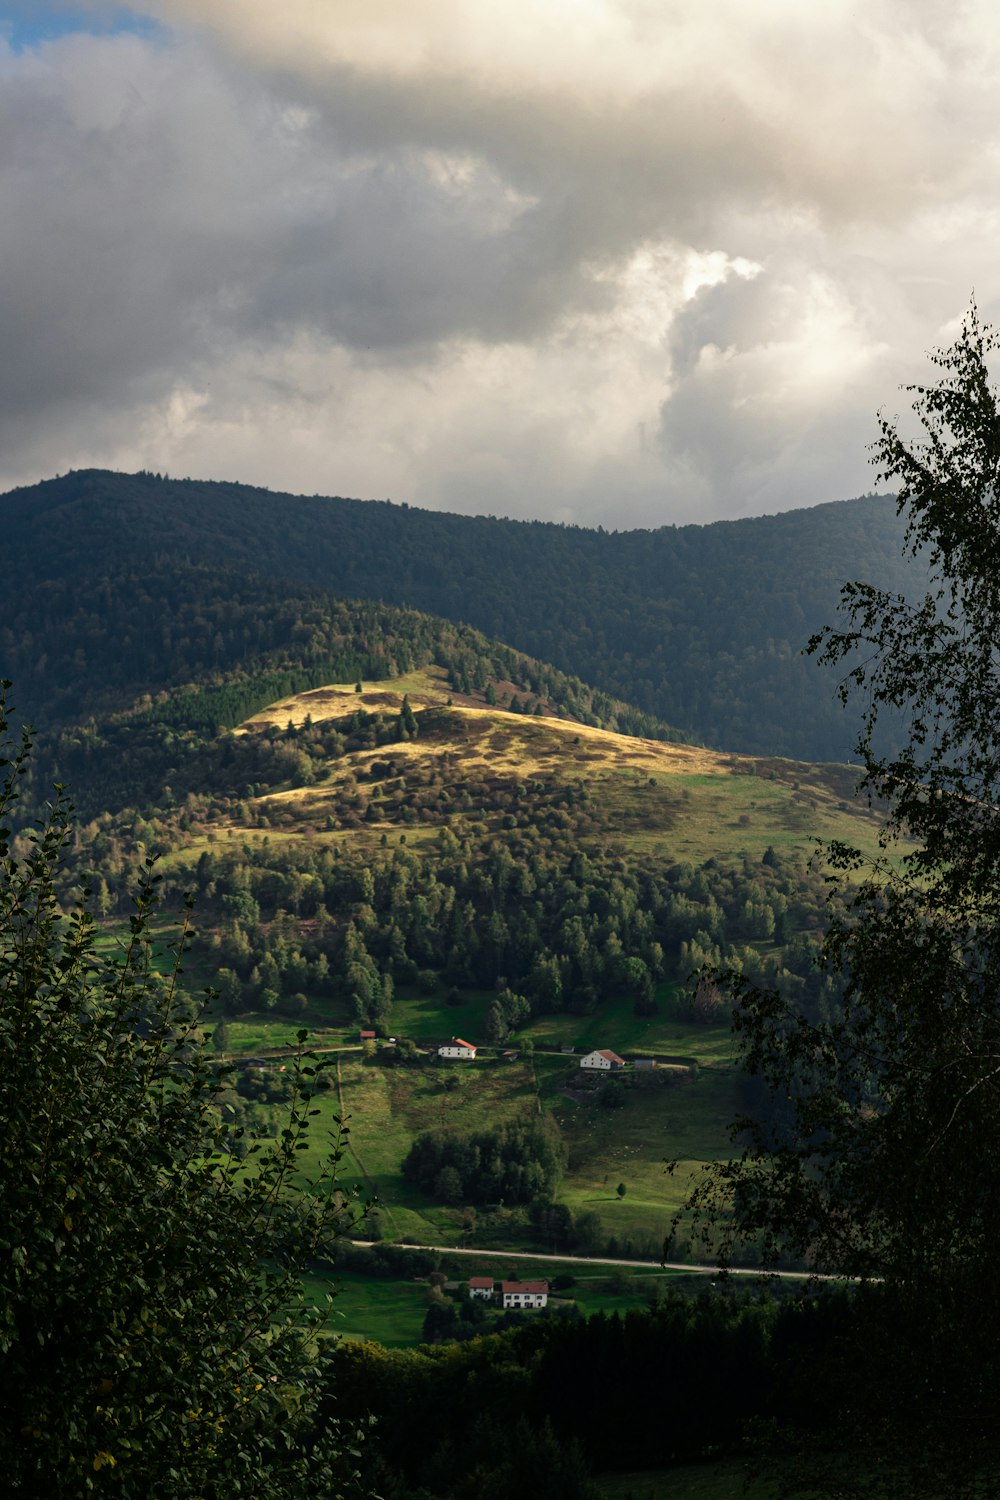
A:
<box><xmin>227</xmin><ymin>667</ymin><xmax>885</xmax><ymax>868</ymax></box>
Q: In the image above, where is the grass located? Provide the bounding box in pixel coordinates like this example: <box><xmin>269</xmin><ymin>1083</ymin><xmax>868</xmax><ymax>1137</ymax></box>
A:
<box><xmin>522</xmin><ymin>995</ymin><xmax>736</xmax><ymax>1063</ymax></box>
<box><xmin>385</xmin><ymin>986</ymin><xmax>498</xmax><ymax>1044</ymax></box>
<box><xmin>300</xmin><ymin>1269</ymin><xmax>431</xmax><ymax>1347</ymax></box>
<box><xmin>238</xmin><ymin>669</ymin><xmax>452</xmax><ymax>732</ymax></box>
<box><xmin>300</xmin><ymin>1261</ymin><xmax>705</xmax><ymax>1349</ymax></box>
<box><xmin>224</xmin><ymin>986</ymin><xmax>738</xmax><ymax>1067</ymax></box>
<box><xmin>92</xmin><ymin>920</ymin><xmax>185</xmax><ymax>977</ymax></box>
<box><xmin>566</xmin><ymin>1272</ymin><xmax>701</xmax><ymax>1317</ymax></box>
<box><xmin>287</xmin><ymin>1064</ymin><xmax>486</xmax><ymax>1242</ymax></box>
<box><xmin>552</xmin><ymin>1064</ymin><xmax>741</xmax><ymax>1236</ymax></box>
<box><xmin>596</xmin><ymin>1463</ymin><xmax>779</xmax><ymax>1499</ymax></box>
<box><xmin>225</xmin><ymin>675</ymin><xmax>894</xmax><ymax>873</ymax></box>
<box><xmin>322</xmin><ymin>1056</ymin><xmax>546</xmax><ymax>1240</ymax></box>
<box><xmin>274</xmin><ymin>1039</ymin><xmax>740</xmax><ymax>1254</ymax></box>
<box><xmin>224</xmin><ymin>1019</ymin><xmax>346</xmax><ymax>1054</ymax></box>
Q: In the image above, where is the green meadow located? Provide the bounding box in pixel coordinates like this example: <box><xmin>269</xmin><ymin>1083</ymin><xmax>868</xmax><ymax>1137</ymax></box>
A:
<box><xmin>284</xmin><ymin>1034</ymin><xmax>739</xmax><ymax>1255</ymax></box>
<box><xmin>301</xmin><ymin>1269</ymin><xmax>430</xmax><ymax>1347</ymax></box>
<box><xmin>223</xmin><ymin>673</ymin><xmax>889</xmax><ymax>873</ymax></box>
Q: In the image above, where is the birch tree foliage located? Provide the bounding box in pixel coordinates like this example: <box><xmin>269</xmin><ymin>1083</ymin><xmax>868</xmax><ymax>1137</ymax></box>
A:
<box><xmin>0</xmin><ymin>686</ymin><xmax>368</xmax><ymax>1498</ymax></box>
<box><xmin>677</xmin><ymin>307</ymin><xmax>1000</xmax><ymax>1493</ymax></box>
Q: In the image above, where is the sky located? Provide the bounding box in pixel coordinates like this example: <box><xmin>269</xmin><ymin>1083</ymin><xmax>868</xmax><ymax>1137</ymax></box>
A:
<box><xmin>2</xmin><ymin>0</ymin><xmax>999</xmax><ymax>529</ymax></box>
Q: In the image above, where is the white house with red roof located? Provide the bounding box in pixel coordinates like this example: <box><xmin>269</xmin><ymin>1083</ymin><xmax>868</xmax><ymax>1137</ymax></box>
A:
<box><xmin>438</xmin><ymin>1038</ymin><xmax>477</xmax><ymax>1059</ymax></box>
<box><xmin>468</xmin><ymin>1276</ymin><xmax>494</xmax><ymax>1300</ymax></box>
<box><xmin>579</xmin><ymin>1048</ymin><xmax>626</xmax><ymax>1071</ymax></box>
<box><xmin>501</xmin><ymin>1280</ymin><xmax>549</xmax><ymax>1309</ymax></box>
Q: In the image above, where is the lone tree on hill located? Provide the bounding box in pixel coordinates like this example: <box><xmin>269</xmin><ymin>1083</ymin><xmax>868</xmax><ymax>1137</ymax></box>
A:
<box><xmin>680</xmin><ymin>303</ymin><xmax>1000</xmax><ymax>1495</ymax></box>
<box><xmin>0</xmin><ymin>688</ymin><xmax>367</xmax><ymax>1498</ymax></box>
<box><xmin>398</xmin><ymin>693</ymin><xmax>418</xmax><ymax>740</ymax></box>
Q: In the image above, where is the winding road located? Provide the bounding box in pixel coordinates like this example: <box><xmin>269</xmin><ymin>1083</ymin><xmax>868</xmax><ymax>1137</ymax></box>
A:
<box><xmin>348</xmin><ymin>1239</ymin><xmax>831</xmax><ymax>1281</ymax></box>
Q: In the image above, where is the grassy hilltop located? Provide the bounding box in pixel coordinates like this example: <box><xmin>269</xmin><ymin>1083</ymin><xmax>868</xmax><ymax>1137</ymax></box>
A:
<box><xmin>230</xmin><ymin>666</ymin><xmax>879</xmax><ymax>866</ymax></box>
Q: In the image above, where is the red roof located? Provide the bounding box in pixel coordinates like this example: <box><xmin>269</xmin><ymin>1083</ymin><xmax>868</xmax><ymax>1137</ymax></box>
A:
<box><xmin>596</xmin><ymin>1049</ymin><xmax>625</xmax><ymax>1065</ymax></box>
<box><xmin>501</xmin><ymin>1280</ymin><xmax>549</xmax><ymax>1295</ymax></box>
<box><xmin>469</xmin><ymin>1276</ymin><xmax>494</xmax><ymax>1289</ymax></box>
<box><xmin>451</xmin><ymin>1038</ymin><xmax>476</xmax><ymax>1051</ymax></box>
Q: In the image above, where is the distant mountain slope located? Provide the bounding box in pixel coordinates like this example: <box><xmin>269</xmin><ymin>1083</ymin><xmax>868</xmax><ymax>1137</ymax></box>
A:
<box><xmin>3</xmin><ymin>469</ymin><xmax>922</xmax><ymax>759</ymax></box>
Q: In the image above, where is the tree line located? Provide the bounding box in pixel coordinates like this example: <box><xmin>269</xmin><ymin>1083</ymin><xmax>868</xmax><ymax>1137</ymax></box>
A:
<box><xmin>58</xmin><ymin>812</ymin><xmax>837</xmax><ymax>1035</ymax></box>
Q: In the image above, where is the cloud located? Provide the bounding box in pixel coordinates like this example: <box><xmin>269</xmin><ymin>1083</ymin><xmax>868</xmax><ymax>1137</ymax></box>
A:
<box><xmin>4</xmin><ymin>3</ymin><xmax>1000</xmax><ymax>525</ymax></box>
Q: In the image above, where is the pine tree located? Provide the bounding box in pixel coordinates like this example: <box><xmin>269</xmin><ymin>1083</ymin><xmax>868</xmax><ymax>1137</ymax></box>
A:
<box><xmin>398</xmin><ymin>694</ymin><xmax>418</xmax><ymax>740</ymax></box>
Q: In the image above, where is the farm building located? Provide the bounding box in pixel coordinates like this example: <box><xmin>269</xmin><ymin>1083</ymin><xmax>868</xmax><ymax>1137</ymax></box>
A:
<box><xmin>579</xmin><ymin>1049</ymin><xmax>626</xmax><ymax>1071</ymax></box>
<box><xmin>501</xmin><ymin>1280</ymin><xmax>549</xmax><ymax>1309</ymax></box>
<box><xmin>438</xmin><ymin>1038</ymin><xmax>477</xmax><ymax>1060</ymax></box>
<box><xmin>468</xmin><ymin>1277</ymin><xmax>494</xmax><ymax>1300</ymax></box>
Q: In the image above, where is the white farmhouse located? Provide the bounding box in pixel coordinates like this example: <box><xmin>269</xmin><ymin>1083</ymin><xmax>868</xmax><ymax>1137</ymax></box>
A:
<box><xmin>438</xmin><ymin>1037</ymin><xmax>477</xmax><ymax>1060</ymax></box>
<box><xmin>579</xmin><ymin>1049</ymin><xmax>626</xmax><ymax>1071</ymax></box>
<box><xmin>501</xmin><ymin>1280</ymin><xmax>549</xmax><ymax>1309</ymax></box>
<box><xmin>468</xmin><ymin>1277</ymin><xmax>494</xmax><ymax>1300</ymax></box>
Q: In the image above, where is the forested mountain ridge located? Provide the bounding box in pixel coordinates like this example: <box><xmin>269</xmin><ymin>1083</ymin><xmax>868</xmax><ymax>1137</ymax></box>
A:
<box><xmin>3</xmin><ymin>468</ymin><xmax>922</xmax><ymax>761</ymax></box>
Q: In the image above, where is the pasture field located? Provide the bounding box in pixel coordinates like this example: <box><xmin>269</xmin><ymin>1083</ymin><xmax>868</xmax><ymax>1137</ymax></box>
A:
<box><xmin>237</xmin><ymin>668</ymin><xmax>453</xmax><ymax>732</ymax></box>
<box><xmin>518</xmin><ymin>992</ymin><xmax>738</xmax><ymax>1062</ymax></box>
<box><xmin>224</xmin><ymin>1019</ymin><xmax>346</xmax><ymax>1054</ymax></box>
<box><xmin>215</xmin><ymin>989</ymin><xmax>739</xmax><ymax>1064</ymax></box>
<box><xmin>91</xmin><ymin>920</ymin><xmax>182</xmax><ymax>977</ymax></box>
<box><xmin>300</xmin><ymin>1269</ymin><xmax>430</xmax><ymax>1347</ymax></box>
<box><xmin>555</xmin><ymin>1064</ymin><xmax>741</xmax><ymax>1235</ymax></box>
<box><xmin>381</xmin><ymin>986</ymin><xmax>498</xmax><ymax>1044</ymax></box>
<box><xmin>281</xmin><ymin>1040</ymin><xmax>740</xmax><ymax>1253</ymax></box>
<box><xmin>566</xmin><ymin>1271</ymin><xmax>704</xmax><ymax>1317</ymax></box>
<box><xmin>301</xmin><ymin>1055</ymin><xmax>547</xmax><ymax>1243</ymax></box>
